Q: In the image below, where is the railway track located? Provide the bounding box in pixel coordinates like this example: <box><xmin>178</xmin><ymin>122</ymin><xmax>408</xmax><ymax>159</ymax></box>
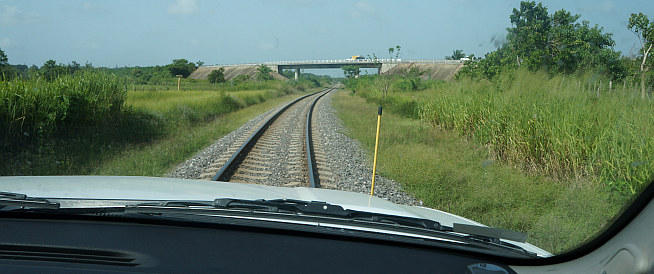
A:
<box><xmin>200</xmin><ymin>85</ymin><xmax>339</xmax><ymax>188</ymax></box>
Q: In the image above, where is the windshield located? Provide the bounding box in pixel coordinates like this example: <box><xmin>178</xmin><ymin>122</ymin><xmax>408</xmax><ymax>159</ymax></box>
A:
<box><xmin>1</xmin><ymin>0</ymin><xmax>653</xmax><ymax>258</ymax></box>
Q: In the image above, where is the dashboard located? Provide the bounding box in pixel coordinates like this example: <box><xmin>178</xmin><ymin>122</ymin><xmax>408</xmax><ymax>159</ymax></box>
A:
<box><xmin>0</xmin><ymin>214</ymin><xmax>516</xmax><ymax>273</ymax></box>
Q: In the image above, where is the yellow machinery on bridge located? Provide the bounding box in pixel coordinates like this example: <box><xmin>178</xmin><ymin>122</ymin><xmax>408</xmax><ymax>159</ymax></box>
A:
<box><xmin>348</xmin><ymin>55</ymin><xmax>366</xmax><ymax>60</ymax></box>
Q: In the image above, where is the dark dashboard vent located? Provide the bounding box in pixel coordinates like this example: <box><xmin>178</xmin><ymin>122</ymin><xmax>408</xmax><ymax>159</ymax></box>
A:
<box><xmin>0</xmin><ymin>244</ymin><xmax>139</xmax><ymax>267</ymax></box>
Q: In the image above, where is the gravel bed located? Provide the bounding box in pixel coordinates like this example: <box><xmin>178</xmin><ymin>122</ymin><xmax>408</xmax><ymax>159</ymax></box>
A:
<box><xmin>312</xmin><ymin>91</ymin><xmax>422</xmax><ymax>206</ymax></box>
<box><xmin>230</xmin><ymin>95</ymin><xmax>313</xmax><ymax>186</ymax></box>
<box><xmin>167</xmin><ymin>89</ymin><xmax>421</xmax><ymax>207</ymax></box>
<box><xmin>166</xmin><ymin>108</ymin><xmax>277</xmax><ymax>179</ymax></box>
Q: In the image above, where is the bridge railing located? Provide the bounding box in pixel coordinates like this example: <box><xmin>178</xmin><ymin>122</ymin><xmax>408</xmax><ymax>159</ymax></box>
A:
<box><xmin>202</xmin><ymin>63</ymin><xmax>262</xmax><ymax>68</ymax></box>
<box><xmin>201</xmin><ymin>59</ymin><xmax>463</xmax><ymax>68</ymax></box>
<box><xmin>401</xmin><ymin>59</ymin><xmax>464</xmax><ymax>64</ymax></box>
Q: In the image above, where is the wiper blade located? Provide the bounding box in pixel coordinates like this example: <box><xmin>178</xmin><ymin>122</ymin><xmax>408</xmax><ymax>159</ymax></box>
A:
<box><xmin>128</xmin><ymin>198</ymin><xmax>535</xmax><ymax>257</ymax></box>
<box><xmin>213</xmin><ymin>198</ymin><xmax>350</xmax><ymax>217</ymax></box>
<box><xmin>453</xmin><ymin>223</ymin><xmax>527</xmax><ymax>243</ymax></box>
<box><xmin>0</xmin><ymin>192</ymin><xmax>60</xmax><ymax>210</ymax></box>
<box><xmin>132</xmin><ymin>198</ymin><xmax>443</xmax><ymax>231</ymax></box>
<box><xmin>212</xmin><ymin>198</ymin><xmax>447</xmax><ymax>231</ymax></box>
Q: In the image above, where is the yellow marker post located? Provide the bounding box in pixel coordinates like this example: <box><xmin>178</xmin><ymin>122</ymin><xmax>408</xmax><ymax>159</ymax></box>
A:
<box><xmin>370</xmin><ymin>106</ymin><xmax>382</xmax><ymax>196</ymax></box>
<box><xmin>176</xmin><ymin>75</ymin><xmax>183</xmax><ymax>91</ymax></box>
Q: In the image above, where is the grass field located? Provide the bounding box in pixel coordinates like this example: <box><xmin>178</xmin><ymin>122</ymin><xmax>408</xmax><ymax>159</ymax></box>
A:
<box><xmin>332</xmin><ymin>89</ymin><xmax>621</xmax><ymax>254</ymax></box>
<box><xmin>1</xmin><ymin>72</ymin><xmax>318</xmax><ymax>176</ymax></box>
<box><xmin>94</xmin><ymin>90</ymin><xmax>317</xmax><ymax>176</ymax></box>
<box><xmin>126</xmin><ymin>89</ymin><xmax>273</xmax><ymax>124</ymax></box>
<box><xmin>348</xmin><ymin>70</ymin><xmax>654</xmax><ymax>197</ymax></box>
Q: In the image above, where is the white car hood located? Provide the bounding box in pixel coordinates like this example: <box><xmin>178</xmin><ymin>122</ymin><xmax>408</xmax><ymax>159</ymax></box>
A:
<box><xmin>0</xmin><ymin>176</ymin><xmax>552</xmax><ymax>257</ymax></box>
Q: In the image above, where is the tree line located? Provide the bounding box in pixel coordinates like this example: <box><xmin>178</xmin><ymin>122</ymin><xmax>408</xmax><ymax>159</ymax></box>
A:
<box><xmin>0</xmin><ymin>51</ymin><xmax>202</xmax><ymax>85</ymax></box>
<box><xmin>454</xmin><ymin>1</ymin><xmax>653</xmax><ymax>97</ymax></box>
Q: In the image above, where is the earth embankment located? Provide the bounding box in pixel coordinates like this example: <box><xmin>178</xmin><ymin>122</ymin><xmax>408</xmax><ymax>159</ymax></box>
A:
<box><xmin>189</xmin><ymin>65</ymin><xmax>288</xmax><ymax>81</ymax></box>
<box><xmin>384</xmin><ymin>63</ymin><xmax>463</xmax><ymax>80</ymax></box>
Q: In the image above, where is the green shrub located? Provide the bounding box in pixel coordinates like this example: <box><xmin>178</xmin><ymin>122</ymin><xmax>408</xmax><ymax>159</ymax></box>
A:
<box><xmin>208</xmin><ymin>68</ymin><xmax>226</xmax><ymax>84</ymax></box>
<box><xmin>350</xmin><ymin>69</ymin><xmax>654</xmax><ymax>195</ymax></box>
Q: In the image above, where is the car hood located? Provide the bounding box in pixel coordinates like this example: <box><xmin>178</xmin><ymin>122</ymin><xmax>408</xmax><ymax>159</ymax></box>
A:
<box><xmin>0</xmin><ymin>176</ymin><xmax>551</xmax><ymax>257</ymax></box>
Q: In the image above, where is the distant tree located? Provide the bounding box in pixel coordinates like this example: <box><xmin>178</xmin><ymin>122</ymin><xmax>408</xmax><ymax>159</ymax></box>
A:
<box><xmin>12</xmin><ymin>64</ymin><xmax>28</xmax><ymax>73</ymax></box>
<box><xmin>0</xmin><ymin>48</ymin><xmax>16</xmax><ymax>79</ymax></box>
<box><xmin>256</xmin><ymin>64</ymin><xmax>273</xmax><ymax>81</ymax></box>
<box><xmin>41</xmin><ymin>60</ymin><xmax>66</xmax><ymax>81</ymax></box>
<box><xmin>67</xmin><ymin>61</ymin><xmax>81</xmax><ymax>75</ymax></box>
<box><xmin>507</xmin><ymin>1</ymin><xmax>550</xmax><ymax>69</ymax></box>
<box><xmin>388</xmin><ymin>45</ymin><xmax>401</xmax><ymax>59</ymax></box>
<box><xmin>132</xmin><ymin>69</ymin><xmax>143</xmax><ymax>79</ymax></box>
<box><xmin>26</xmin><ymin>65</ymin><xmax>39</xmax><ymax>79</ymax></box>
<box><xmin>0</xmin><ymin>48</ymin><xmax>7</xmax><ymax>65</ymax></box>
<box><xmin>232</xmin><ymin>74</ymin><xmax>251</xmax><ymax>85</ymax></box>
<box><xmin>628</xmin><ymin>12</ymin><xmax>654</xmax><ymax>98</ymax></box>
<box><xmin>446</xmin><ymin>50</ymin><xmax>466</xmax><ymax>60</ymax></box>
<box><xmin>281</xmin><ymin>69</ymin><xmax>295</xmax><ymax>79</ymax></box>
<box><xmin>377</xmin><ymin>45</ymin><xmax>403</xmax><ymax>97</ymax></box>
<box><xmin>458</xmin><ymin>1</ymin><xmax>624</xmax><ymax>80</ymax></box>
<box><xmin>197</xmin><ymin>60</ymin><xmax>205</xmax><ymax>67</ymax></box>
<box><xmin>0</xmin><ymin>48</ymin><xmax>8</xmax><ymax>71</ymax></box>
<box><xmin>208</xmin><ymin>67</ymin><xmax>226</xmax><ymax>84</ymax></box>
<box><xmin>378</xmin><ymin>73</ymin><xmax>394</xmax><ymax>98</ymax></box>
<box><xmin>342</xmin><ymin>65</ymin><xmax>360</xmax><ymax>78</ymax></box>
<box><xmin>131</xmin><ymin>68</ymin><xmax>151</xmax><ymax>84</ymax></box>
<box><xmin>166</xmin><ymin>59</ymin><xmax>197</xmax><ymax>78</ymax></box>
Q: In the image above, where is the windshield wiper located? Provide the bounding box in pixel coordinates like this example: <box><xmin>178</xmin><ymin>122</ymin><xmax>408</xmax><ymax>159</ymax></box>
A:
<box><xmin>128</xmin><ymin>198</ymin><xmax>535</xmax><ymax>257</ymax></box>
<box><xmin>0</xmin><ymin>192</ymin><xmax>60</xmax><ymax>210</ymax></box>
<box><xmin>132</xmin><ymin>199</ymin><xmax>529</xmax><ymax>239</ymax></box>
<box><xmin>0</xmin><ymin>195</ymin><xmax>525</xmax><ymax>243</ymax></box>
<box><xmin>0</xmin><ymin>196</ymin><xmax>535</xmax><ymax>257</ymax></box>
<box><xmin>214</xmin><ymin>198</ymin><xmax>351</xmax><ymax>216</ymax></box>
<box><xmin>143</xmin><ymin>198</ymin><xmax>444</xmax><ymax>230</ymax></box>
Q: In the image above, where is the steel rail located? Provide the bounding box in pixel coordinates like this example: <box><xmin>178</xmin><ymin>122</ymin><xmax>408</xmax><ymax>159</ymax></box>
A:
<box><xmin>211</xmin><ymin>87</ymin><xmax>333</xmax><ymax>183</ymax></box>
<box><xmin>305</xmin><ymin>87</ymin><xmax>335</xmax><ymax>188</ymax></box>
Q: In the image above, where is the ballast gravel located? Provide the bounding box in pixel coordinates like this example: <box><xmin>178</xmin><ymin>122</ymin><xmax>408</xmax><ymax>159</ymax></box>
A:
<box><xmin>166</xmin><ymin>108</ymin><xmax>276</xmax><ymax>180</ymax></box>
<box><xmin>167</xmin><ymin>90</ymin><xmax>422</xmax><ymax>206</ymax></box>
<box><xmin>311</xmin><ymin>91</ymin><xmax>421</xmax><ymax>206</ymax></box>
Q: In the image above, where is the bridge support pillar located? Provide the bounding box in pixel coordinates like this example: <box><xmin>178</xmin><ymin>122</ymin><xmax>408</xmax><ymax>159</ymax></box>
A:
<box><xmin>295</xmin><ymin>68</ymin><xmax>300</xmax><ymax>80</ymax></box>
<box><xmin>355</xmin><ymin>69</ymin><xmax>360</xmax><ymax>78</ymax></box>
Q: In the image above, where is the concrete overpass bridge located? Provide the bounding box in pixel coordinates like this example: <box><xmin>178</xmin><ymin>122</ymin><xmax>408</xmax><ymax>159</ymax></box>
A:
<box><xmin>191</xmin><ymin>59</ymin><xmax>464</xmax><ymax>81</ymax></box>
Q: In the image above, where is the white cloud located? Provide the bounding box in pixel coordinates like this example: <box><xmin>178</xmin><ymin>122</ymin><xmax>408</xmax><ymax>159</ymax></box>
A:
<box><xmin>350</xmin><ymin>1</ymin><xmax>375</xmax><ymax>19</ymax></box>
<box><xmin>0</xmin><ymin>5</ymin><xmax>41</xmax><ymax>26</ymax></box>
<box><xmin>168</xmin><ymin>0</ymin><xmax>198</xmax><ymax>15</ymax></box>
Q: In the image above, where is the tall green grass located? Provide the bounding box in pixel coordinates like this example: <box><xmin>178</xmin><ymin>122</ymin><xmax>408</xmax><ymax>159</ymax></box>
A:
<box><xmin>94</xmin><ymin>91</ymin><xmax>316</xmax><ymax>176</ymax></box>
<box><xmin>332</xmin><ymin>90</ymin><xmax>619</xmax><ymax>253</ymax></box>
<box><xmin>1</xmin><ymin>72</ymin><xmax>127</xmax><ymax>146</ymax></box>
<box><xmin>352</xmin><ymin>70</ymin><xmax>654</xmax><ymax>195</ymax></box>
<box><xmin>125</xmin><ymin>89</ymin><xmax>277</xmax><ymax>126</ymax></box>
<box><xmin>129</xmin><ymin>77</ymin><xmax>322</xmax><ymax>93</ymax></box>
<box><xmin>1</xmin><ymin>72</ymin><xmax>313</xmax><ymax>176</ymax></box>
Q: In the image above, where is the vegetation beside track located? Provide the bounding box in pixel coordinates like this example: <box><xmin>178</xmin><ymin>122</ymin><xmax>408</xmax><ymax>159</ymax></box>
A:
<box><xmin>345</xmin><ymin>70</ymin><xmax>653</xmax><ymax>197</ymax></box>
<box><xmin>333</xmin><ymin>88</ymin><xmax>622</xmax><ymax>254</ymax></box>
<box><xmin>93</xmin><ymin>89</ymin><xmax>320</xmax><ymax>176</ymax></box>
<box><xmin>0</xmin><ymin>71</ymin><xmax>321</xmax><ymax>176</ymax></box>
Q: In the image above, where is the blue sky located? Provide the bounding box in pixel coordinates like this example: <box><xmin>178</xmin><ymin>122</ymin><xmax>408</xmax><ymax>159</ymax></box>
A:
<box><xmin>1</xmin><ymin>0</ymin><xmax>653</xmax><ymax>71</ymax></box>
